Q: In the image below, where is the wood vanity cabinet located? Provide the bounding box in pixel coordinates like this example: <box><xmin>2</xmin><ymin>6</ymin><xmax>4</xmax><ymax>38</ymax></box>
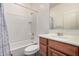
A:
<box><xmin>39</xmin><ymin>37</ymin><xmax>48</xmax><ymax>56</ymax></box>
<box><xmin>39</xmin><ymin>37</ymin><xmax>79</xmax><ymax>56</ymax></box>
<box><xmin>48</xmin><ymin>47</ymin><xmax>66</xmax><ymax>56</ymax></box>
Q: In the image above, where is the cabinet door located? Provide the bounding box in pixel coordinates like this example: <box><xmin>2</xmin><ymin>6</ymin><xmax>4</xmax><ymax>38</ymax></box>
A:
<box><xmin>48</xmin><ymin>47</ymin><xmax>66</xmax><ymax>56</ymax></box>
<box><xmin>39</xmin><ymin>44</ymin><xmax>47</xmax><ymax>56</ymax></box>
<box><xmin>40</xmin><ymin>37</ymin><xmax>48</xmax><ymax>45</ymax></box>
<box><xmin>48</xmin><ymin>40</ymin><xmax>79</xmax><ymax>56</ymax></box>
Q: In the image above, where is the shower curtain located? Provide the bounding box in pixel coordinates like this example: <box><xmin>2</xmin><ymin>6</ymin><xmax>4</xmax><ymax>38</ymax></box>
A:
<box><xmin>0</xmin><ymin>4</ymin><xmax>11</xmax><ymax>56</ymax></box>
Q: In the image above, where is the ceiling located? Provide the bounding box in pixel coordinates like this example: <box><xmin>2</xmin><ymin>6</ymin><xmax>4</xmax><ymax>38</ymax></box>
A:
<box><xmin>50</xmin><ymin>3</ymin><xmax>60</xmax><ymax>8</ymax></box>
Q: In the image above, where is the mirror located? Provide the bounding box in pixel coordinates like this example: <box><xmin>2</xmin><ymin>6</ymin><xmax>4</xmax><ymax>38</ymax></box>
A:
<box><xmin>49</xmin><ymin>3</ymin><xmax>79</xmax><ymax>30</ymax></box>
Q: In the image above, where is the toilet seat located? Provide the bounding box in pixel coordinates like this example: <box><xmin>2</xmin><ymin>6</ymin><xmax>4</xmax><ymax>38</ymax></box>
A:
<box><xmin>24</xmin><ymin>45</ymin><xmax>39</xmax><ymax>55</ymax></box>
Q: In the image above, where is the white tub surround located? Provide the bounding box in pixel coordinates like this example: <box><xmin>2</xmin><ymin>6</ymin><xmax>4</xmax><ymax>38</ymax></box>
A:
<box><xmin>39</xmin><ymin>34</ymin><xmax>79</xmax><ymax>47</ymax></box>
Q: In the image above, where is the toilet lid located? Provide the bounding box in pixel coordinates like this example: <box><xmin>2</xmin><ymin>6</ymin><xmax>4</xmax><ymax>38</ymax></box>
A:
<box><xmin>25</xmin><ymin>45</ymin><xmax>39</xmax><ymax>52</ymax></box>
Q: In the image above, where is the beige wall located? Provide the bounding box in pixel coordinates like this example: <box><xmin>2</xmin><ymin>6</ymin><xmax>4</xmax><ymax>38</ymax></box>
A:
<box><xmin>50</xmin><ymin>3</ymin><xmax>79</xmax><ymax>29</ymax></box>
<box><xmin>3</xmin><ymin>3</ymin><xmax>33</xmax><ymax>50</ymax></box>
<box><xmin>3</xmin><ymin>3</ymin><xmax>50</xmax><ymax>51</ymax></box>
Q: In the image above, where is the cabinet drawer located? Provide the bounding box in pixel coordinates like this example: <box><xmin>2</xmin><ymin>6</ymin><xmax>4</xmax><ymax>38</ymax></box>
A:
<box><xmin>40</xmin><ymin>37</ymin><xmax>48</xmax><ymax>45</ymax></box>
<box><xmin>40</xmin><ymin>44</ymin><xmax>47</xmax><ymax>56</ymax></box>
<box><xmin>48</xmin><ymin>47</ymin><xmax>66</xmax><ymax>56</ymax></box>
<box><xmin>48</xmin><ymin>40</ymin><xmax>78</xmax><ymax>56</ymax></box>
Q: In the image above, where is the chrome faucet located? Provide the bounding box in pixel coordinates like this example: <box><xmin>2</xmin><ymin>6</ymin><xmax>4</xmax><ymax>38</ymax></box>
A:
<box><xmin>57</xmin><ymin>32</ymin><xmax>63</xmax><ymax>36</ymax></box>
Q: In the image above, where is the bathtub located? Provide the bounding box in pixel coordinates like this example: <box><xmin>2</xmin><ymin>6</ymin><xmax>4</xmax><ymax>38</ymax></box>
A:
<box><xmin>10</xmin><ymin>40</ymin><xmax>35</xmax><ymax>56</ymax></box>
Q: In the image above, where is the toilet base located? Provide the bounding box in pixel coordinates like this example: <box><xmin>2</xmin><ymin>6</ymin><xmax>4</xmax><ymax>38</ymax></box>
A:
<box><xmin>24</xmin><ymin>51</ymin><xmax>40</xmax><ymax>56</ymax></box>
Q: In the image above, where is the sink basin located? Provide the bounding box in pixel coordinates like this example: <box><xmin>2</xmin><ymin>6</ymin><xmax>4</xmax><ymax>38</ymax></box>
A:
<box><xmin>47</xmin><ymin>34</ymin><xmax>79</xmax><ymax>40</ymax></box>
<box><xmin>47</xmin><ymin>33</ymin><xmax>63</xmax><ymax>37</ymax></box>
<box><xmin>62</xmin><ymin>35</ymin><xmax>79</xmax><ymax>39</ymax></box>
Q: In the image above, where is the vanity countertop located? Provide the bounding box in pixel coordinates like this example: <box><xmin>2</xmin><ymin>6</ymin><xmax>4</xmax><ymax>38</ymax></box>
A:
<box><xmin>39</xmin><ymin>34</ymin><xmax>79</xmax><ymax>46</ymax></box>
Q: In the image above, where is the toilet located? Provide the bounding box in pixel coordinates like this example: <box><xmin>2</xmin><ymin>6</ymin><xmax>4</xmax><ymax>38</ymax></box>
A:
<box><xmin>24</xmin><ymin>44</ymin><xmax>39</xmax><ymax>56</ymax></box>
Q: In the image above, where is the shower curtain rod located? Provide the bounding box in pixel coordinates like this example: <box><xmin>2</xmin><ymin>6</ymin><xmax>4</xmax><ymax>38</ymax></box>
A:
<box><xmin>15</xmin><ymin>3</ymin><xmax>39</xmax><ymax>13</ymax></box>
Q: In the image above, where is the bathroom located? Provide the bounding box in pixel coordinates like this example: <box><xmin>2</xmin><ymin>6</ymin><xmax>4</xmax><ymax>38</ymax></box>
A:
<box><xmin>0</xmin><ymin>3</ymin><xmax>79</xmax><ymax>56</ymax></box>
